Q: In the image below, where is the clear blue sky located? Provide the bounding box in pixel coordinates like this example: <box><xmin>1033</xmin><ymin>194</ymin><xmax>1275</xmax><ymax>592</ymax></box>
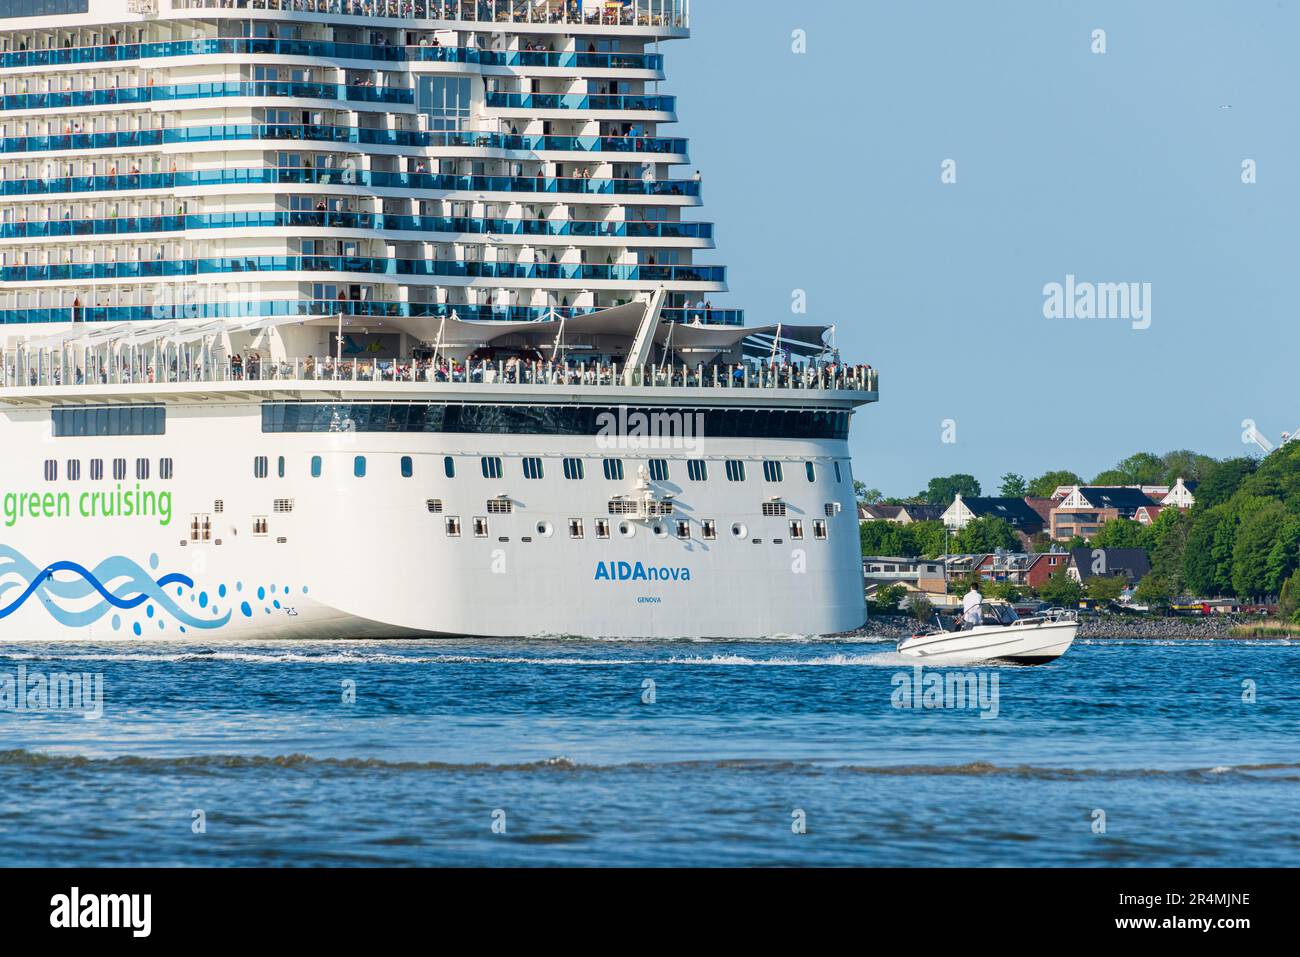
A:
<box><xmin>667</xmin><ymin>0</ymin><xmax>1296</xmax><ymax>497</ymax></box>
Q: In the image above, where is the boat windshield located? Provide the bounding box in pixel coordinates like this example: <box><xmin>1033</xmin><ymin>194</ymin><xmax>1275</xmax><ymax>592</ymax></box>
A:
<box><xmin>985</xmin><ymin>603</ymin><xmax>1020</xmax><ymax>626</ymax></box>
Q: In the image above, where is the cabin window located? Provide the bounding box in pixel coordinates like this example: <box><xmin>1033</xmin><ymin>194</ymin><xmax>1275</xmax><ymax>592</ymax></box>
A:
<box><xmin>445</xmin><ymin>516</ymin><xmax>461</xmax><ymax>537</ymax></box>
<box><xmin>254</xmin><ymin>455</ymin><xmax>269</xmax><ymax>479</ymax></box>
<box><xmin>113</xmin><ymin>458</ymin><xmax>126</xmax><ymax>480</ymax></box>
<box><xmin>563</xmin><ymin>458</ymin><xmax>585</xmax><ymax>480</ymax></box>
<box><xmin>805</xmin><ymin>462</ymin><xmax>816</xmax><ymax>483</ymax></box>
<box><xmin>136</xmin><ymin>458</ymin><xmax>149</xmax><ymax>480</ymax></box>
<box><xmin>687</xmin><ymin>460</ymin><xmax>708</xmax><ymax>482</ymax></box>
<box><xmin>43</xmin><ymin>459</ymin><xmax>57</xmax><ymax>481</ymax></box>
<box><xmin>66</xmin><ymin>460</ymin><xmax>81</xmax><ymax>482</ymax></box>
<box><xmin>763</xmin><ymin>461</ymin><xmax>783</xmax><ymax>483</ymax></box>
<box><xmin>473</xmin><ymin>517</ymin><xmax>489</xmax><ymax>538</ymax></box>
<box><xmin>834</xmin><ymin>462</ymin><xmax>843</xmax><ymax>483</ymax></box>
<box><xmin>444</xmin><ymin>456</ymin><xmax>456</xmax><ymax>478</ymax></box>
<box><xmin>569</xmin><ymin>518</ymin><xmax>584</xmax><ymax>539</ymax></box>
<box><xmin>676</xmin><ymin>520</ymin><xmax>690</xmax><ymax>540</ymax></box>
<box><xmin>159</xmin><ymin>458</ymin><xmax>173</xmax><ymax>480</ymax></box>
<box><xmin>602</xmin><ymin>459</ymin><xmax>624</xmax><ymax>481</ymax></box>
<box><xmin>725</xmin><ymin>460</ymin><xmax>746</xmax><ymax>482</ymax></box>
<box><xmin>702</xmin><ymin>519</ymin><xmax>717</xmax><ymax>540</ymax></box>
<box><xmin>595</xmin><ymin>518</ymin><xmax>611</xmax><ymax>539</ymax></box>
<box><xmin>400</xmin><ymin>456</ymin><xmax>414</xmax><ymax>478</ymax></box>
<box><xmin>522</xmin><ymin>457</ymin><xmax>544</xmax><ymax>480</ymax></box>
<box><xmin>354</xmin><ymin>456</ymin><xmax>367</xmax><ymax>478</ymax></box>
<box><xmin>311</xmin><ymin>456</ymin><xmax>322</xmax><ymax>478</ymax></box>
<box><xmin>789</xmin><ymin>520</ymin><xmax>805</xmax><ymax>540</ymax></box>
<box><xmin>481</xmin><ymin>456</ymin><xmax>503</xmax><ymax>480</ymax></box>
<box><xmin>814</xmin><ymin>520</ymin><xmax>828</xmax><ymax>540</ymax></box>
<box><xmin>648</xmin><ymin>459</ymin><xmax>669</xmax><ymax>482</ymax></box>
<box><xmin>90</xmin><ymin>458</ymin><xmax>103</xmax><ymax>481</ymax></box>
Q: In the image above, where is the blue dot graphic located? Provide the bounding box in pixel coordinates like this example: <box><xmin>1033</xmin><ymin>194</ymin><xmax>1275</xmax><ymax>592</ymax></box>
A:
<box><xmin>149</xmin><ymin>553</ymin><xmax>159</xmax><ymax>570</ymax></box>
<box><xmin>270</xmin><ymin>584</ymin><xmax>277</xmax><ymax>594</ymax></box>
<box><xmin>132</xmin><ymin>622</ymin><xmax>142</xmax><ymax>636</ymax></box>
<box><xmin>146</xmin><ymin>605</ymin><xmax>154</xmax><ymax>619</ymax></box>
<box><xmin>198</xmin><ymin>591</ymin><xmax>208</xmax><ymax>608</ymax></box>
<box><xmin>111</xmin><ymin>615</ymin><xmax>121</xmax><ymax>631</ymax></box>
<box><xmin>241</xmin><ymin>601</ymin><xmax>252</xmax><ymax>617</ymax></box>
<box><xmin>302</xmin><ymin>586</ymin><xmax>309</xmax><ymax>595</ymax></box>
<box><xmin>236</xmin><ymin>582</ymin><xmax>243</xmax><ymax>592</ymax></box>
<box><xmin>273</xmin><ymin>600</ymin><xmax>281</xmax><ymax>609</ymax></box>
<box><xmin>218</xmin><ymin>584</ymin><xmax>227</xmax><ymax>598</ymax></box>
<box><xmin>257</xmin><ymin>586</ymin><xmax>266</xmax><ymax>600</ymax></box>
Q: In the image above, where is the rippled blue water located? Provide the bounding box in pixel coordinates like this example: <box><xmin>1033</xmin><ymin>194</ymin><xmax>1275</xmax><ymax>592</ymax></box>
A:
<box><xmin>0</xmin><ymin>636</ymin><xmax>1296</xmax><ymax>866</ymax></box>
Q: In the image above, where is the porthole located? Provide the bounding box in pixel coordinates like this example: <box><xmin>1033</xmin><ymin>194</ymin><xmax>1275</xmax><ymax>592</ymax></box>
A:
<box><xmin>731</xmin><ymin>522</ymin><xmax>748</xmax><ymax>539</ymax></box>
<box><xmin>652</xmin><ymin>524</ymin><xmax>668</xmax><ymax>539</ymax></box>
<box><xmin>536</xmin><ymin>521</ymin><xmax>554</xmax><ymax>538</ymax></box>
<box><xmin>618</xmin><ymin>521</ymin><xmax>636</xmax><ymax>538</ymax></box>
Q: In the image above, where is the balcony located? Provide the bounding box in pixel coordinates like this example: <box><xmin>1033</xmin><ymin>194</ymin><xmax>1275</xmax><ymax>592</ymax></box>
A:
<box><xmin>0</xmin><ymin>256</ymin><xmax>726</xmax><ymax>285</ymax></box>
<box><xmin>0</xmin><ymin>81</ymin><xmax>414</xmax><ymax>113</ymax></box>
<box><xmin>0</xmin><ymin>125</ymin><xmax>690</xmax><ymax>159</ymax></box>
<box><xmin>0</xmin><ymin>167</ymin><xmax>702</xmax><ymax>200</ymax></box>
<box><xmin>165</xmin><ymin>0</ymin><xmax>689</xmax><ymax>31</ymax></box>
<box><xmin>0</xmin><ymin>38</ymin><xmax>665</xmax><ymax>72</ymax></box>
<box><xmin>485</xmin><ymin>92</ymin><xmax>675</xmax><ymax>113</ymax></box>
<box><xmin>0</xmin><ymin>300</ymin><xmax>744</xmax><ymax>326</ymax></box>
<box><xmin>0</xmin><ymin>211</ymin><xmax>714</xmax><ymax>242</ymax></box>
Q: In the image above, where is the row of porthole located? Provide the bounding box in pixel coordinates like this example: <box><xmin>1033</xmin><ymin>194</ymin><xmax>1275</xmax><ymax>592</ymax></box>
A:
<box><xmin>446</xmin><ymin>516</ymin><xmax>831</xmax><ymax>541</ymax></box>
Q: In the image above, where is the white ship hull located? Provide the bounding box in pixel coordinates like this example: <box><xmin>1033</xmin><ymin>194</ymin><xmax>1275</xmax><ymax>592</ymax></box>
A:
<box><xmin>0</xmin><ymin>377</ymin><xmax>870</xmax><ymax>640</ymax></box>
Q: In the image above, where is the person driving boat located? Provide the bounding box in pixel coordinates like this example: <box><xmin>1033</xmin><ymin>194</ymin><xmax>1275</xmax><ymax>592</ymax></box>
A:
<box><xmin>962</xmin><ymin>583</ymin><xmax>984</xmax><ymax>629</ymax></box>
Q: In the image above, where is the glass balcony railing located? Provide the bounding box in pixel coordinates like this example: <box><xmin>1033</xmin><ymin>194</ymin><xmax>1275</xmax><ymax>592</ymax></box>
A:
<box><xmin>1</xmin><ymin>257</ymin><xmax>726</xmax><ymax>284</ymax></box>
<box><xmin>0</xmin><ymin>301</ymin><xmax>743</xmax><ymax>327</ymax></box>
<box><xmin>1</xmin><ymin>125</ymin><xmax>687</xmax><ymax>157</ymax></box>
<box><xmin>165</xmin><ymin>0</ymin><xmax>689</xmax><ymax>30</ymax></box>
<box><xmin>0</xmin><ymin>211</ymin><xmax>714</xmax><ymax>241</ymax></box>
<box><xmin>485</xmin><ymin>92</ymin><xmax>675</xmax><ymax>112</ymax></box>
<box><xmin>0</xmin><ymin>82</ymin><xmax>413</xmax><ymax>113</ymax></box>
<box><xmin>0</xmin><ymin>167</ymin><xmax>702</xmax><ymax>199</ymax></box>
<box><xmin>0</xmin><ymin>38</ymin><xmax>664</xmax><ymax>72</ymax></box>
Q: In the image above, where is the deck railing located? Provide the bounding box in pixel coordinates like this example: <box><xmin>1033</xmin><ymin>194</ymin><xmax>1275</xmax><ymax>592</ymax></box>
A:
<box><xmin>1</xmin><ymin>350</ymin><xmax>876</xmax><ymax>395</ymax></box>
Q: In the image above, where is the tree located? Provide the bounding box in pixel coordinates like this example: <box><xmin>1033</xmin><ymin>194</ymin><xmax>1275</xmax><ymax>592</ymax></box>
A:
<box><xmin>985</xmin><ymin>580</ymin><xmax>1024</xmax><ymax>602</ymax></box>
<box><xmin>1027</xmin><ymin>470</ymin><xmax>1084</xmax><ymax>499</ymax></box>
<box><xmin>953</xmin><ymin>516</ymin><xmax>1019</xmax><ymax>554</ymax></box>
<box><xmin>998</xmin><ymin>473</ymin><xmax>1028</xmax><ymax>497</ymax></box>
<box><xmin>1160</xmin><ymin>450</ymin><xmax>1218</xmax><ymax>485</ymax></box>
<box><xmin>1115</xmin><ymin>452</ymin><xmax>1166</xmax><ymax>485</ymax></box>
<box><xmin>1092</xmin><ymin>518</ymin><xmax>1146</xmax><ymax>549</ymax></box>
<box><xmin>868</xmin><ymin>584</ymin><xmax>907</xmax><ymax>616</ymax></box>
<box><xmin>1038</xmin><ymin>567</ymin><xmax>1084</xmax><ymax>606</ymax></box>
<box><xmin>1091</xmin><ymin>469</ymin><xmax>1131</xmax><ymax>486</ymax></box>
<box><xmin>860</xmin><ymin>521</ymin><xmax>921</xmax><ymax>558</ymax></box>
<box><xmin>1149</xmin><ymin>508</ymin><xmax>1192</xmax><ymax>596</ymax></box>
<box><xmin>1194</xmin><ymin>458</ymin><xmax>1257</xmax><ymax>512</ymax></box>
<box><xmin>1280</xmin><ymin>570</ymin><xmax>1300</xmax><ymax>624</ymax></box>
<box><xmin>925</xmin><ymin>474</ymin><xmax>981</xmax><ymax>507</ymax></box>
<box><xmin>1231</xmin><ymin>499</ymin><xmax>1288</xmax><ymax>599</ymax></box>
<box><xmin>1135</xmin><ymin>575</ymin><xmax>1173</xmax><ymax>610</ymax></box>
<box><xmin>1184</xmin><ymin>506</ymin><xmax>1227</xmax><ymax>596</ymax></box>
<box><xmin>854</xmin><ymin>482</ymin><xmax>882</xmax><ymax>505</ymax></box>
<box><xmin>909</xmin><ymin>594</ymin><xmax>935</xmax><ymax>623</ymax></box>
<box><xmin>1086</xmin><ymin>575</ymin><xmax>1126</xmax><ymax>603</ymax></box>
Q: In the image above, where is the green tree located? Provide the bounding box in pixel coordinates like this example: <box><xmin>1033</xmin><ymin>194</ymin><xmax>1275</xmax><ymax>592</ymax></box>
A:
<box><xmin>1115</xmin><ymin>451</ymin><xmax>1166</xmax><ymax>485</ymax></box>
<box><xmin>1086</xmin><ymin>575</ymin><xmax>1126</xmax><ymax>603</ymax></box>
<box><xmin>868</xmin><ymin>584</ymin><xmax>907</xmax><ymax>616</ymax></box>
<box><xmin>998</xmin><ymin>473</ymin><xmax>1028</xmax><ymax>497</ymax></box>
<box><xmin>1027</xmin><ymin>470</ymin><xmax>1083</xmax><ymax>498</ymax></box>
<box><xmin>860</xmin><ymin>521</ymin><xmax>921</xmax><ymax>558</ymax></box>
<box><xmin>1263</xmin><ymin>515</ymin><xmax>1300</xmax><ymax>596</ymax></box>
<box><xmin>1091</xmin><ymin>469</ymin><xmax>1131</xmax><ymax>486</ymax></box>
<box><xmin>1231</xmin><ymin>499</ymin><xmax>1288</xmax><ymax>599</ymax></box>
<box><xmin>953</xmin><ymin>516</ymin><xmax>1019</xmax><ymax>554</ymax></box>
<box><xmin>925</xmin><ymin>474</ymin><xmax>981</xmax><ymax>507</ymax></box>
<box><xmin>985</xmin><ymin>580</ymin><xmax>1024</xmax><ymax>602</ymax></box>
<box><xmin>1279</xmin><ymin>570</ymin><xmax>1300</xmax><ymax>624</ymax></box>
<box><xmin>1183</xmin><ymin>506</ymin><xmax>1225</xmax><ymax>596</ymax></box>
<box><xmin>1135</xmin><ymin>575</ymin><xmax>1174</xmax><ymax>609</ymax></box>
<box><xmin>1160</xmin><ymin>450</ymin><xmax>1218</xmax><ymax>485</ymax></box>
<box><xmin>1149</xmin><ymin>508</ymin><xmax>1192</xmax><ymax>596</ymax></box>
<box><xmin>1092</xmin><ymin>518</ymin><xmax>1146</xmax><ymax>549</ymax></box>
<box><xmin>1193</xmin><ymin>457</ymin><xmax>1258</xmax><ymax>511</ymax></box>
<box><xmin>909</xmin><ymin>594</ymin><xmax>935</xmax><ymax>623</ymax></box>
<box><xmin>854</xmin><ymin>482</ymin><xmax>882</xmax><ymax>505</ymax></box>
<box><xmin>1038</xmin><ymin>567</ymin><xmax>1084</xmax><ymax>606</ymax></box>
<box><xmin>910</xmin><ymin>521</ymin><xmax>950</xmax><ymax>560</ymax></box>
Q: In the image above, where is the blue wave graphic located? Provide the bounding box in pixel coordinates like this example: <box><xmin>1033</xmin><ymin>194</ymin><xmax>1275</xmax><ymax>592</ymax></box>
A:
<box><xmin>0</xmin><ymin>545</ymin><xmax>231</xmax><ymax>630</ymax></box>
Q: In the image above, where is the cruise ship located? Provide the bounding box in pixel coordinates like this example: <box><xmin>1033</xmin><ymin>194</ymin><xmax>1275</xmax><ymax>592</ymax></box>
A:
<box><xmin>0</xmin><ymin>0</ymin><xmax>877</xmax><ymax>639</ymax></box>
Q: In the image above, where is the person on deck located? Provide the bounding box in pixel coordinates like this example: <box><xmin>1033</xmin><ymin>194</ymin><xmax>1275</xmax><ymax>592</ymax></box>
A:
<box><xmin>963</xmin><ymin>583</ymin><xmax>984</xmax><ymax>630</ymax></box>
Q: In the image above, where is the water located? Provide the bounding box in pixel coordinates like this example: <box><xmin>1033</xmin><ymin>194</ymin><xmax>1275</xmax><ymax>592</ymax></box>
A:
<box><xmin>1</xmin><ymin>636</ymin><xmax>1296</xmax><ymax>866</ymax></box>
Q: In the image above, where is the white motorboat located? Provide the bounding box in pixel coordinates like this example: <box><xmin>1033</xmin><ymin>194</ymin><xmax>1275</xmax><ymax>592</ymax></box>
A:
<box><xmin>896</xmin><ymin>601</ymin><xmax>1078</xmax><ymax>665</ymax></box>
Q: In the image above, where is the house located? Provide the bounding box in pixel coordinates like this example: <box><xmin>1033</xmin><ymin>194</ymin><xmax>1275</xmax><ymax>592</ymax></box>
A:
<box><xmin>942</xmin><ymin>494</ymin><xmax>1047</xmax><ymax>536</ymax></box>
<box><xmin>1133</xmin><ymin>505</ymin><xmax>1165</xmax><ymax>526</ymax></box>
<box><xmin>961</xmin><ymin>551</ymin><xmax>1071</xmax><ymax>588</ymax></box>
<box><xmin>1160</xmin><ymin>478</ymin><xmax>1198</xmax><ymax>509</ymax></box>
<box><xmin>859</xmin><ymin>503</ymin><xmax>945</xmax><ymax>524</ymax></box>
<box><xmin>862</xmin><ymin>556</ymin><xmax>948</xmax><ymax>597</ymax></box>
<box><xmin>1050</xmin><ymin>486</ymin><xmax>1157</xmax><ymax>540</ymax></box>
<box><xmin>1067</xmin><ymin>547</ymin><xmax>1152</xmax><ymax>585</ymax></box>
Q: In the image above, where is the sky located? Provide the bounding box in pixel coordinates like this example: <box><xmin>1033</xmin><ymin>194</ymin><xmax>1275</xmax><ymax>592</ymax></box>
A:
<box><xmin>664</xmin><ymin>0</ymin><xmax>1297</xmax><ymax>497</ymax></box>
